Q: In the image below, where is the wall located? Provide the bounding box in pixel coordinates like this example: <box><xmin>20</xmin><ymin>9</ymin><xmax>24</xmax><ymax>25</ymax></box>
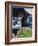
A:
<box><xmin>0</xmin><ymin>0</ymin><xmax>38</xmax><ymax>46</ymax></box>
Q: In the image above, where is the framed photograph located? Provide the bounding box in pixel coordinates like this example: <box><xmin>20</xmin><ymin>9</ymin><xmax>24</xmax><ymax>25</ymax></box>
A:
<box><xmin>5</xmin><ymin>1</ymin><xmax>37</xmax><ymax>44</ymax></box>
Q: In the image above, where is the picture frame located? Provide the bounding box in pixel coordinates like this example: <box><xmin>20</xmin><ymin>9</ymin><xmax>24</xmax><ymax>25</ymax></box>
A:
<box><xmin>5</xmin><ymin>1</ymin><xmax>37</xmax><ymax>45</ymax></box>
